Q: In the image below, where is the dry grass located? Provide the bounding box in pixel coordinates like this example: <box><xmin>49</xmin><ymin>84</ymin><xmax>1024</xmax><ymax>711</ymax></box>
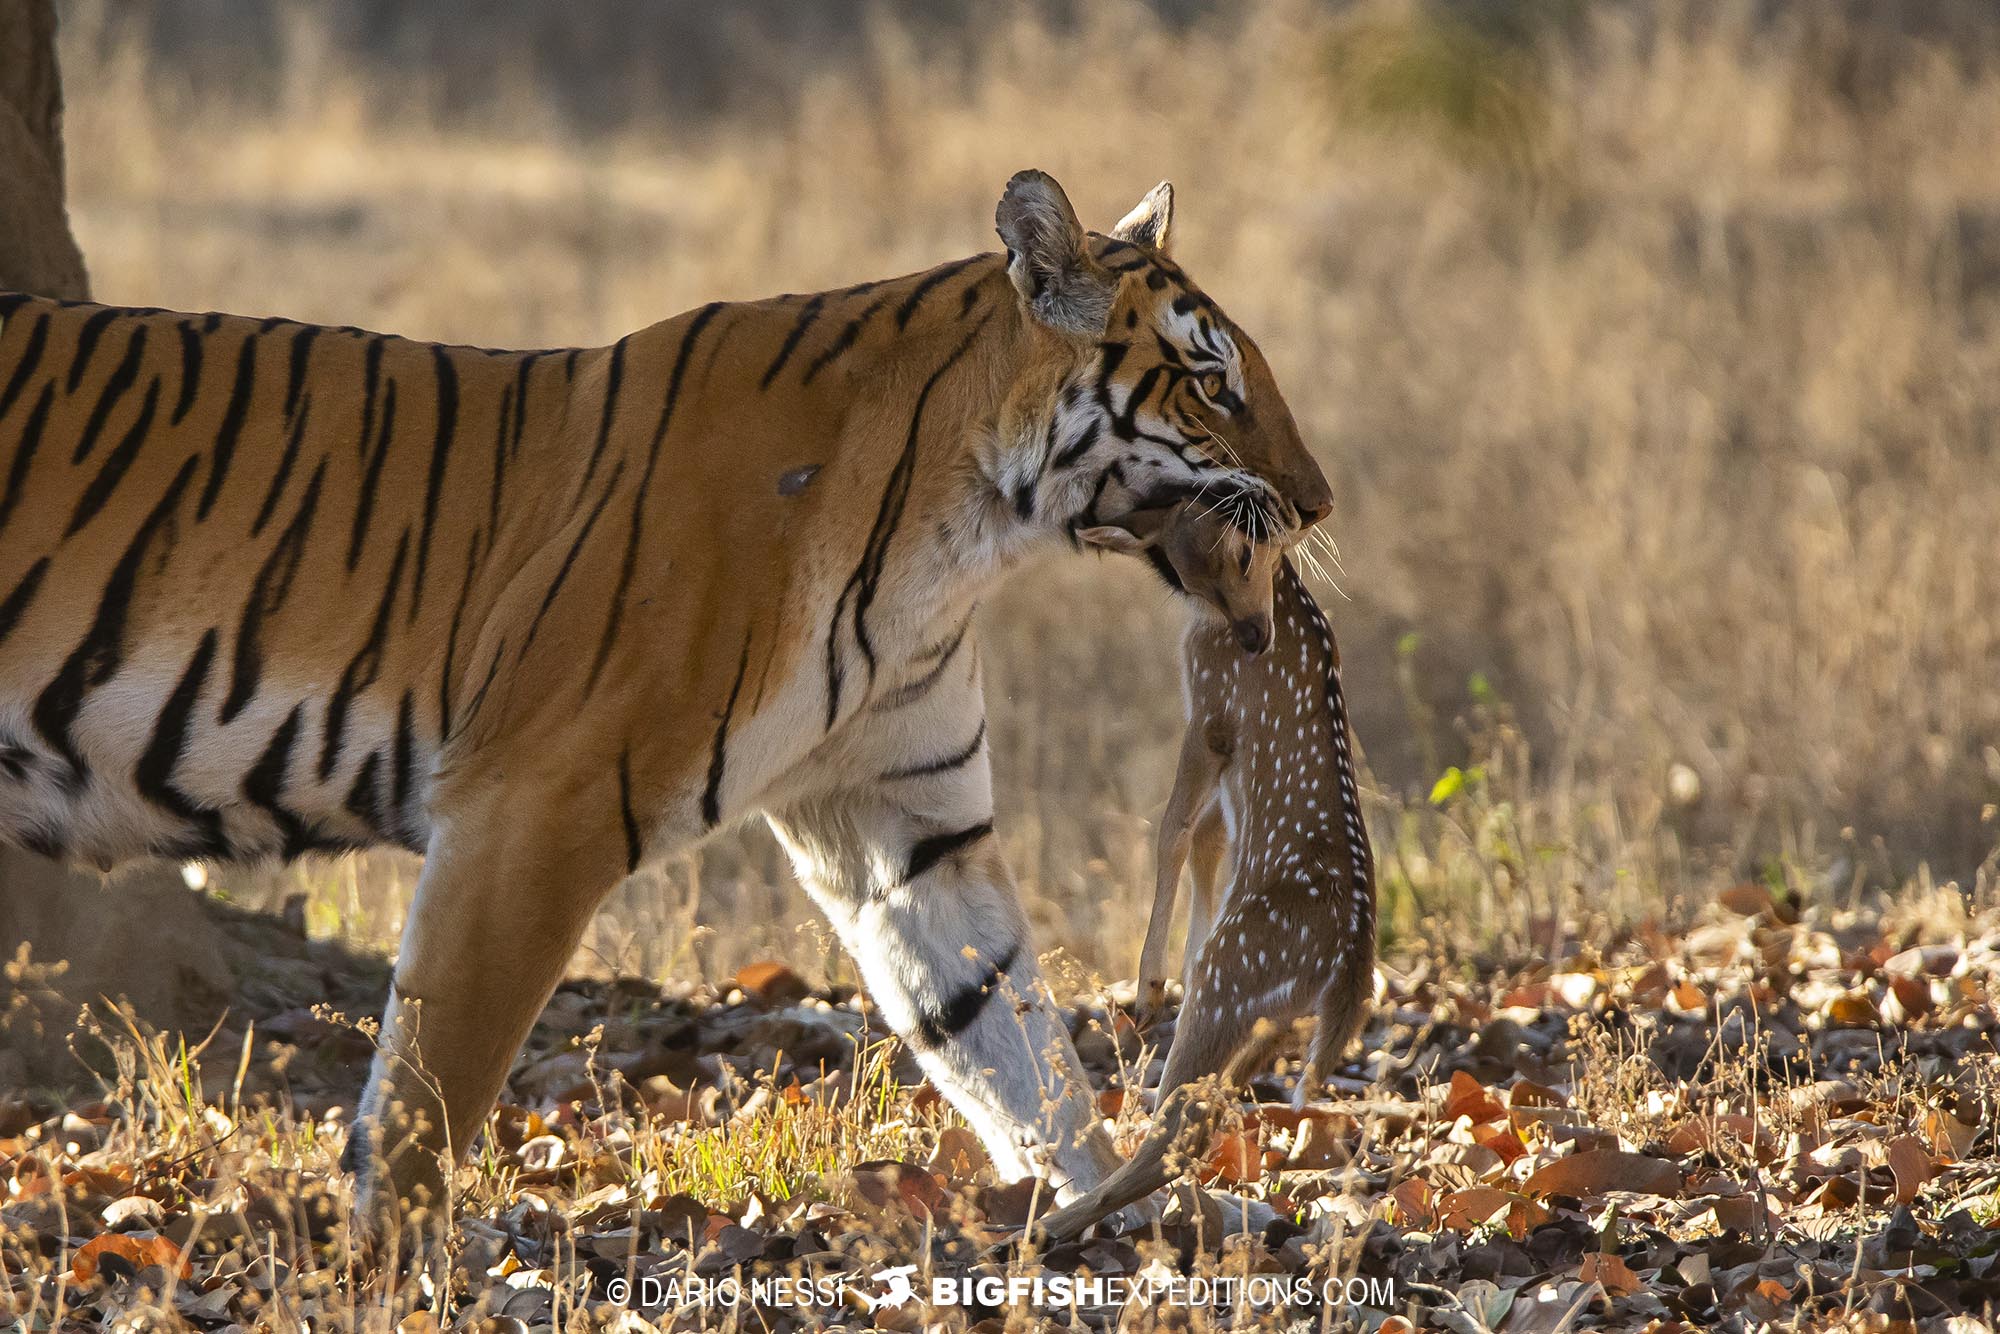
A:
<box><xmin>50</xmin><ymin>0</ymin><xmax>2000</xmax><ymax>985</ymax></box>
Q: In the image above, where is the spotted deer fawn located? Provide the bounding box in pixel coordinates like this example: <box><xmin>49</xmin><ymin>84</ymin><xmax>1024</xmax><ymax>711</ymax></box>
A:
<box><xmin>1026</xmin><ymin>505</ymin><xmax>1377</xmax><ymax>1243</ymax></box>
<box><xmin>1139</xmin><ymin>526</ymin><xmax>1376</xmax><ymax>1106</ymax></box>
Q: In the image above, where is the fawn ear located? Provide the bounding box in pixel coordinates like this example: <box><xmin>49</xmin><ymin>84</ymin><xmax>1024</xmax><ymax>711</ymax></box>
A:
<box><xmin>997</xmin><ymin>170</ymin><xmax>1114</xmax><ymax>336</ymax></box>
<box><xmin>1079</xmin><ymin>504</ymin><xmax>1171</xmax><ymax>554</ymax></box>
<box><xmin>1078</xmin><ymin>525</ymin><xmax>1147</xmax><ymax>555</ymax></box>
<box><xmin>1111</xmin><ymin>181</ymin><xmax>1173</xmax><ymax>253</ymax></box>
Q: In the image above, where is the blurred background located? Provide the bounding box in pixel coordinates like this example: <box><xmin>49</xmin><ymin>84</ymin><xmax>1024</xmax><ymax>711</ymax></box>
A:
<box><xmin>46</xmin><ymin>0</ymin><xmax>2000</xmax><ymax>985</ymax></box>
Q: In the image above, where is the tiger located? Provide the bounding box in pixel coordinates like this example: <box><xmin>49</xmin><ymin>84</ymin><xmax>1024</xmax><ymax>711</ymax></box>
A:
<box><xmin>0</xmin><ymin>170</ymin><xmax>1333</xmax><ymax>1232</ymax></box>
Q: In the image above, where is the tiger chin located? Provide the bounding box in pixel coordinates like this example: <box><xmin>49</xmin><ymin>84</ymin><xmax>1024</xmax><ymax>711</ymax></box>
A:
<box><xmin>0</xmin><ymin>170</ymin><xmax>1332</xmax><ymax>1245</ymax></box>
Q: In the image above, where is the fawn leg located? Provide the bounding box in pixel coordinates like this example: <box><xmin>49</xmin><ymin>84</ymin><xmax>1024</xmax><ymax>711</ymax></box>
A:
<box><xmin>1137</xmin><ymin>728</ymin><xmax>1224</xmax><ymax>1023</ymax></box>
<box><xmin>1179</xmin><ymin>803</ymin><xmax>1230</xmax><ymax>987</ymax></box>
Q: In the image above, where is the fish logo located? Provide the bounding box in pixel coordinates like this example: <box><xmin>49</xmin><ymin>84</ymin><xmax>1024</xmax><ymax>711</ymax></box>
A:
<box><xmin>867</xmin><ymin>1265</ymin><xmax>919</xmax><ymax>1311</ymax></box>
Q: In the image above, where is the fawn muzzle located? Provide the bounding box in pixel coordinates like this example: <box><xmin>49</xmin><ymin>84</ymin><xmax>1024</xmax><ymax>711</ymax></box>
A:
<box><xmin>1233</xmin><ymin>615</ymin><xmax>1272</xmax><ymax>654</ymax></box>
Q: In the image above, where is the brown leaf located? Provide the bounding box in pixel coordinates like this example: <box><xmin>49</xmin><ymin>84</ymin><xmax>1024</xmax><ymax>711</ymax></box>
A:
<box><xmin>927</xmin><ymin>1126</ymin><xmax>989</xmax><ymax>1181</ymax></box>
<box><xmin>733</xmin><ymin>960</ymin><xmax>812</xmax><ymax>1006</ymax></box>
<box><xmin>1388</xmin><ymin>1177</ymin><xmax>1435</xmax><ymax>1228</ymax></box>
<box><xmin>1823</xmin><ymin>992</ymin><xmax>1880</xmax><ymax>1027</ymax></box>
<box><xmin>1199</xmin><ymin>1129</ymin><xmax>1266</xmax><ymax>1185</ymax></box>
<box><xmin>1718</xmin><ymin>884</ymin><xmax>1772</xmax><ymax>917</ymax></box>
<box><xmin>1886</xmin><ymin>1135</ymin><xmax>1936</xmax><ymax>1204</ymax></box>
<box><xmin>1522</xmin><ymin>1148</ymin><xmax>1683</xmax><ymax>1200</ymax></box>
<box><xmin>1434</xmin><ymin>1186</ymin><xmax>1550</xmax><ymax>1238</ymax></box>
<box><xmin>1923</xmin><ymin>1106</ymin><xmax>1979</xmax><ymax>1161</ymax></box>
<box><xmin>1577</xmin><ymin>1252</ymin><xmax>1642</xmax><ymax>1296</ymax></box>
<box><xmin>1443</xmin><ymin>1070</ymin><xmax>1505</xmax><ymax>1126</ymax></box>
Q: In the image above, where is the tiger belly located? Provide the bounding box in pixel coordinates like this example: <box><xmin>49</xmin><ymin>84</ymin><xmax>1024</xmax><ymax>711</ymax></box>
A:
<box><xmin>0</xmin><ymin>661</ymin><xmax>427</xmax><ymax>869</ymax></box>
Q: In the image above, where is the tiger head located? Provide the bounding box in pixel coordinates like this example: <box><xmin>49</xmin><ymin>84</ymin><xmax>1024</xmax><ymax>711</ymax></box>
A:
<box><xmin>990</xmin><ymin>170</ymin><xmax>1332</xmax><ymax>584</ymax></box>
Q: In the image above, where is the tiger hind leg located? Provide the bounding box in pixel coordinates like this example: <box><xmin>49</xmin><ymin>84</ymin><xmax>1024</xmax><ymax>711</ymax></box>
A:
<box><xmin>345</xmin><ymin>773</ymin><xmax>630</xmax><ymax>1253</ymax></box>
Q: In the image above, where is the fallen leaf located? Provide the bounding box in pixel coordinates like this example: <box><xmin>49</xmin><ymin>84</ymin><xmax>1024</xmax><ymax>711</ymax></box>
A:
<box><xmin>1577</xmin><ymin>1252</ymin><xmax>1641</xmax><ymax>1296</ymax></box>
<box><xmin>1522</xmin><ymin>1149</ymin><xmax>1683</xmax><ymax>1200</ymax></box>
<box><xmin>1388</xmin><ymin>1177</ymin><xmax>1435</xmax><ymax>1228</ymax></box>
<box><xmin>1434</xmin><ymin>1186</ymin><xmax>1550</xmax><ymax>1238</ymax></box>
<box><xmin>733</xmin><ymin>960</ymin><xmax>812</xmax><ymax>1006</ymax></box>
<box><xmin>1200</xmin><ymin>1129</ymin><xmax>1265</xmax><ymax>1184</ymax></box>
<box><xmin>1443</xmin><ymin>1070</ymin><xmax>1505</xmax><ymax>1126</ymax></box>
<box><xmin>1886</xmin><ymin>1135</ymin><xmax>1936</xmax><ymax>1204</ymax></box>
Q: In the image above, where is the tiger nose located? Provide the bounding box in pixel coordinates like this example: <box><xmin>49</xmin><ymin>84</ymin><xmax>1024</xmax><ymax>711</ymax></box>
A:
<box><xmin>1296</xmin><ymin>495</ymin><xmax>1333</xmax><ymax>527</ymax></box>
<box><xmin>1234</xmin><ymin>616</ymin><xmax>1272</xmax><ymax>655</ymax></box>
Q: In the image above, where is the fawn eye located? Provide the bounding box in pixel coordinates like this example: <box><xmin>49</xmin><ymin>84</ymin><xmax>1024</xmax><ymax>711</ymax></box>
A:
<box><xmin>1237</xmin><ymin>544</ymin><xmax>1253</xmax><ymax>576</ymax></box>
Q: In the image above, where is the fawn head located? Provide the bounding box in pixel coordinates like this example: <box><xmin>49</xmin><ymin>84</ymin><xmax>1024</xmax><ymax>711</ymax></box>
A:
<box><xmin>1082</xmin><ymin>500</ymin><xmax>1280</xmax><ymax>653</ymax></box>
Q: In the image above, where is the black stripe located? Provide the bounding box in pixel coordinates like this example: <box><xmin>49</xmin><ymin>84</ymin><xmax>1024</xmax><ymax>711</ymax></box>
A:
<box><xmin>282</xmin><ymin>325</ymin><xmax>320</xmax><ymax>421</ymax></box>
<box><xmin>250</xmin><ymin>393</ymin><xmax>311</xmax><ymax>536</ymax></box>
<box><xmin>64</xmin><ymin>308</ymin><xmax>121</xmax><ymax>393</ymax></box>
<box><xmin>219</xmin><ymin>457</ymin><xmax>327</xmax><ymax>724</ymax></box>
<box><xmin>67</xmin><ymin>377</ymin><xmax>162</xmax><ymax>537</ymax></box>
<box><xmin>880</xmin><ymin>719</ymin><xmax>986</xmax><ymax>782</ymax></box>
<box><xmin>824</xmin><ymin>317</ymin><xmax>987</xmax><ymax>728</ymax></box>
<box><xmin>801</xmin><ymin>291</ymin><xmax>893</xmax><ymax>386</ymax></box>
<box><xmin>701</xmin><ymin>634</ymin><xmax>752</xmax><ymax>828</ymax></box>
<box><xmin>895</xmin><ymin>256</ymin><xmax>980</xmax><ymax>331</ymax></box>
<box><xmin>196</xmin><ymin>333</ymin><xmax>258</xmax><ymax>520</ymax></box>
<box><xmin>170</xmin><ymin>321</ymin><xmax>202</xmax><ymax>425</ymax></box>
<box><xmin>904</xmin><ymin>820</ymin><xmax>993</xmax><ymax>884</ymax></box>
<box><xmin>871</xmin><ymin>616</ymin><xmax>974</xmax><ymax>716</ymax></box>
<box><xmin>318</xmin><ymin>528</ymin><xmax>408</xmax><ymax>780</ymax></box>
<box><xmin>1050</xmin><ymin>418</ymin><xmax>1101</xmax><ymax>471</ymax></box>
<box><xmin>356</xmin><ymin>336</ymin><xmax>385</xmax><ymax>460</ymax></box>
<box><xmin>576</xmin><ymin>336</ymin><xmax>629</xmax><ymax>501</ymax></box>
<box><xmin>390</xmin><ymin>688</ymin><xmax>418</xmax><ymax>846</ymax></box>
<box><xmin>69</xmin><ymin>326</ymin><xmax>147</xmax><ymax>463</ymax></box>
<box><xmin>518</xmin><ymin>456</ymin><xmax>624</xmax><ymax>661</ymax></box>
<box><xmin>0</xmin><ymin>293</ymin><xmax>28</xmax><ymax>320</ymax></box>
<box><xmin>761</xmin><ymin>294</ymin><xmax>825</xmax><ymax>388</ymax></box>
<box><xmin>0</xmin><ymin>315</ymin><xmax>50</xmax><ymax>421</ymax></box>
<box><xmin>0</xmin><ymin>557</ymin><xmax>50</xmax><ymax>646</ymax></box>
<box><xmin>456</xmin><ymin>636</ymin><xmax>506</xmax><ymax>739</ymax></box>
<box><xmin>588</xmin><ymin>302</ymin><xmax>722</xmax><ymax>693</ymax></box>
<box><xmin>911</xmin><ymin>943</ymin><xmax>1020</xmax><ymax>1049</ymax></box>
<box><xmin>510</xmin><ymin>354</ymin><xmax>537</xmax><ymax>458</ymax></box>
<box><xmin>344</xmin><ymin>750</ymin><xmax>382</xmax><ymax>831</ymax></box>
<box><xmin>617</xmin><ymin>750</ymin><xmax>641</xmax><ymax>874</ymax></box>
<box><xmin>488</xmin><ymin>383</ymin><xmax>513</xmax><ymax>543</ymax></box>
<box><xmin>348</xmin><ymin>377</ymin><xmax>397</xmax><ymax>570</ymax></box>
<box><xmin>134</xmin><ymin>628</ymin><xmax>227</xmax><ymax>854</ymax></box>
<box><xmin>409</xmin><ymin>346</ymin><xmax>459</xmax><ymax>623</ymax></box>
<box><xmin>0</xmin><ymin>382</ymin><xmax>55</xmax><ymax>538</ymax></box>
<box><xmin>439</xmin><ymin>526</ymin><xmax>480</xmax><ymax>736</ymax></box>
<box><xmin>32</xmin><ymin>456</ymin><xmax>199</xmax><ymax>787</ymax></box>
<box><xmin>242</xmin><ymin>703</ymin><xmax>312</xmax><ymax>858</ymax></box>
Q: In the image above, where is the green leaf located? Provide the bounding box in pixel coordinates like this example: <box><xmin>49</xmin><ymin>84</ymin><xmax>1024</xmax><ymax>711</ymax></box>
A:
<box><xmin>1397</xmin><ymin>631</ymin><xmax>1422</xmax><ymax>659</ymax></box>
<box><xmin>1429</xmin><ymin>766</ymin><xmax>1465</xmax><ymax>804</ymax></box>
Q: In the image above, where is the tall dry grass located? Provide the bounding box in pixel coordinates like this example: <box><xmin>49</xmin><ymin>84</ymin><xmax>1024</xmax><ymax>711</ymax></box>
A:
<box><xmin>52</xmin><ymin>0</ymin><xmax>2000</xmax><ymax>982</ymax></box>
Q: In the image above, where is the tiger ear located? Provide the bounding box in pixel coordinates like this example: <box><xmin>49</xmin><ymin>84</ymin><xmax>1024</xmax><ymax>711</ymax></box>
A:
<box><xmin>996</xmin><ymin>170</ymin><xmax>1113</xmax><ymax>337</ymax></box>
<box><xmin>1112</xmin><ymin>181</ymin><xmax>1173</xmax><ymax>253</ymax></box>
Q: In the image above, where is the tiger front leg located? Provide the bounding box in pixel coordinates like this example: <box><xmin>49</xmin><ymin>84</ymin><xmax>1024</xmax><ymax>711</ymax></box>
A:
<box><xmin>768</xmin><ymin>789</ymin><xmax>1120</xmax><ymax>1203</ymax></box>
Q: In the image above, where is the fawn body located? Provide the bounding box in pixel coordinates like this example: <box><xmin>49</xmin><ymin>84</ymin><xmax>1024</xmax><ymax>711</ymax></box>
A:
<box><xmin>1140</xmin><ymin>543</ymin><xmax>1376</xmax><ymax>1104</ymax></box>
<box><xmin>1025</xmin><ymin>503</ymin><xmax>1376</xmax><ymax>1243</ymax></box>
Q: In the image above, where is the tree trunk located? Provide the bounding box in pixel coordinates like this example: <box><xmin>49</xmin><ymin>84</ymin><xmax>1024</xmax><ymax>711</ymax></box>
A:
<box><xmin>0</xmin><ymin>0</ymin><xmax>90</xmax><ymax>301</ymax></box>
